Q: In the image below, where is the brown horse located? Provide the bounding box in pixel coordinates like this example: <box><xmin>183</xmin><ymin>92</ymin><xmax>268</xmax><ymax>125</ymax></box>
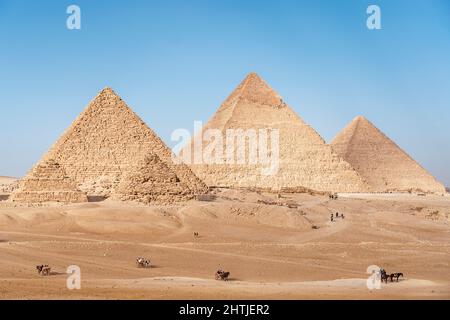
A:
<box><xmin>391</xmin><ymin>273</ymin><xmax>404</xmax><ymax>282</ymax></box>
<box><xmin>381</xmin><ymin>269</ymin><xmax>403</xmax><ymax>283</ymax></box>
<box><xmin>380</xmin><ymin>269</ymin><xmax>389</xmax><ymax>284</ymax></box>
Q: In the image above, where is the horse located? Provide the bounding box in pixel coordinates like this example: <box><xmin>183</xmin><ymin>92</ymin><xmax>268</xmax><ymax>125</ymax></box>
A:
<box><xmin>380</xmin><ymin>269</ymin><xmax>389</xmax><ymax>284</ymax></box>
<box><xmin>36</xmin><ymin>265</ymin><xmax>51</xmax><ymax>276</ymax></box>
<box><xmin>136</xmin><ymin>257</ymin><xmax>151</xmax><ymax>268</ymax></box>
<box><xmin>392</xmin><ymin>272</ymin><xmax>404</xmax><ymax>282</ymax></box>
<box><xmin>380</xmin><ymin>268</ymin><xmax>404</xmax><ymax>283</ymax></box>
<box><xmin>215</xmin><ymin>269</ymin><xmax>230</xmax><ymax>281</ymax></box>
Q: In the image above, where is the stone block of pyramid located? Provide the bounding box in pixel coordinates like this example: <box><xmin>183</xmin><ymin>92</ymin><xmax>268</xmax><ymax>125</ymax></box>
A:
<box><xmin>331</xmin><ymin>116</ymin><xmax>445</xmax><ymax>193</ymax></box>
<box><xmin>33</xmin><ymin>88</ymin><xmax>207</xmax><ymax>199</ymax></box>
<box><xmin>180</xmin><ymin>73</ymin><xmax>368</xmax><ymax>192</ymax></box>
<box><xmin>11</xmin><ymin>159</ymin><xmax>88</xmax><ymax>203</ymax></box>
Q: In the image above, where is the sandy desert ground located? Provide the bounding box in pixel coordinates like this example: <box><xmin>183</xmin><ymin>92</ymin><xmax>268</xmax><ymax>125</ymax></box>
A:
<box><xmin>0</xmin><ymin>188</ymin><xmax>449</xmax><ymax>299</ymax></box>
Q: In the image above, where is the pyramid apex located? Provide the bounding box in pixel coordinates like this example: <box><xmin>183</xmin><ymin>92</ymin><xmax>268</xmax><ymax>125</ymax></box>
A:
<box><xmin>228</xmin><ymin>72</ymin><xmax>283</xmax><ymax>107</ymax></box>
<box><xmin>332</xmin><ymin>115</ymin><xmax>372</xmax><ymax>145</ymax></box>
<box><xmin>92</xmin><ymin>87</ymin><xmax>123</xmax><ymax>104</ymax></box>
<box><xmin>245</xmin><ymin>72</ymin><xmax>262</xmax><ymax>79</ymax></box>
<box><xmin>99</xmin><ymin>87</ymin><xmax>116</xmax><ymax>95</ymax></box>
<box><xmin>242</xmin><ymin>72</ymin><xmax>266</xmax><ymax>85</ymax></box>
<box><xmin>353</xmin><ymin>115</ymin><xmax>367</xmax><ymax>122</ymax></box>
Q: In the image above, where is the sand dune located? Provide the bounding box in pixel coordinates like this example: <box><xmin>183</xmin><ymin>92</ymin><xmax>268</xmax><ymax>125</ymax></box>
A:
<box><xmin>0</xmin><ymin>190</ymin><xmax>449</xmax><ymax>299</ymax></box>
<box><xmin>0</xmin><ymin>176</ymin><xmax>18</xmax><ymax>185</ymax></box>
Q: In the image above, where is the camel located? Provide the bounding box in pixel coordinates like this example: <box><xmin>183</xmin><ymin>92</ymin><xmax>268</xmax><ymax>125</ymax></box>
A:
<box><xmin>36</xmin><ymin>265</ymin><xmax>51</xmax><ymax>276</ymax></box>
<box><xmin>136</xmin><ymin>257</ymin><xmax>151</xmax><ymax>268</ymax></box>
<box><xmin>215</xmin><ymin>269</ymin><xmax>230</xmax><ymax>281</ymax></box>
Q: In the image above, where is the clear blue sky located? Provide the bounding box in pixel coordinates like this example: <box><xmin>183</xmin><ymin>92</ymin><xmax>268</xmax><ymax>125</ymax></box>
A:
<box><xmin>0</xmin><ymin>0</ymin><xmax>449</xmax><ymax>186</ymax></box>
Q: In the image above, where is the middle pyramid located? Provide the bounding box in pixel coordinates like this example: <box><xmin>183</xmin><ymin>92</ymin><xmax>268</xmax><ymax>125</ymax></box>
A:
<box><xmin>180</xmin><ymin>73</ymin><xmax>368</xmax><ymax>192</ymax></box>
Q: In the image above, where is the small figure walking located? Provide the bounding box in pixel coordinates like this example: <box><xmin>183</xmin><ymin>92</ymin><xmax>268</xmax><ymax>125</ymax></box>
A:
<box><xmin>330</xmin><ymin>214</ymin><xmax>334</xmax><ymax>222</ymax></box>
<box><xmin>336</xmin><ymin>212</ymin><xmax>339</xmax><ymax>218</ymax></box>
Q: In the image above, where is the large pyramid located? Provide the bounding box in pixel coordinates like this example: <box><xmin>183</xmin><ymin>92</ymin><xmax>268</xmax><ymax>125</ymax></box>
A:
<box><xmin>11</xmin><ymin>159</ymin><xmax>88</xmax><ymax>203</ymax></box>
<box><xmin>180</xmin><ymin>73</ymin><xmax>368</xmax><ymax>192</ymax></box>
<box><xmin>331</xmin><ymin>116</ymin><xmax>445</xmax><ymax>193</ymax></box>
<box><xmin>34</xmin><ymin>88</ymin><xmax>208</xmax><ymax>199</ymax></box>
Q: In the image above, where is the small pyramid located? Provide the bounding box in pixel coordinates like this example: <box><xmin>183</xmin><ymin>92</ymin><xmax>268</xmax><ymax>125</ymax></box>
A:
<box><xmin>11</xmin><ymin>159</ymin><xmax>88</xmax><ymax>203</ymax></box>
<box><xmin>180</xmin><ymin>73</ymin><xmax>368</xmax><ymax>192</ymax></box>
<box><xmin>113</xmin><ymin>154</ymin><xmax>199</xmax><ymax>204</ymax></box>
<box><xmin>34</xmin><ymin>87</ymin><xmax>208</xmax><ymax>199</ymax></box>
<box><xmin>331</xmin><ymin>116</ymin><xmax>445</xmax><ymax>193</ymax></box>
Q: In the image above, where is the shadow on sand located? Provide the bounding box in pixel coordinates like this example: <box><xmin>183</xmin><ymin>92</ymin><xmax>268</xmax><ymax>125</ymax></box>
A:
<box><xmin>88</xmin><ymin>196</ymin><xmax>107</xmax><ymax>202</ymax></box>
<box><xmin>224</xmin><ymin>277</ymin><xmax>240</xmax><ymax>282</ymax></box>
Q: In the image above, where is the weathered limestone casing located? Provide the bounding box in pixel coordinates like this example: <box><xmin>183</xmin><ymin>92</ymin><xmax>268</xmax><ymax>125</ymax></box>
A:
<box><xmin>181</xmin><ymin>73</ymin><xmax>368</xmax><ymax>193</ymax></box>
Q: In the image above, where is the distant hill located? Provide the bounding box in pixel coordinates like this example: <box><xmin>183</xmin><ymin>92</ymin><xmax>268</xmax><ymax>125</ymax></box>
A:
<box><xmin>0</xmin><ymin>176</ymin><xmax>19</xmax><ymax>195</ymax></box>
<box><xmin>0</xmin><ymin>176</ymin><xmax>18</xmax><ymax>182</ymax></box>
